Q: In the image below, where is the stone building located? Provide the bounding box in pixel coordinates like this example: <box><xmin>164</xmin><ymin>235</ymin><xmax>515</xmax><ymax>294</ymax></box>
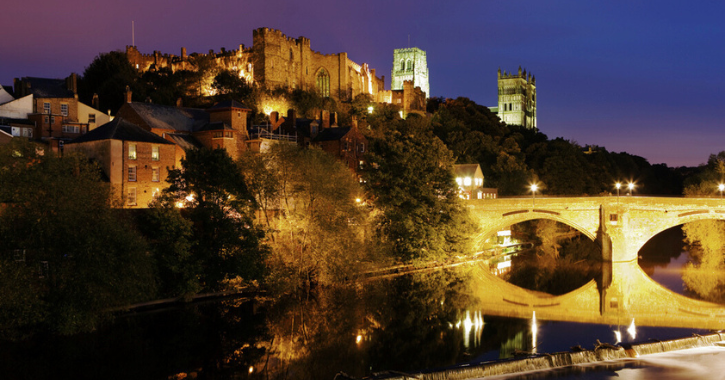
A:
<box><xmin>497</xmin><ymin>67</ymin><xmax>536</xmax><ymax>129</ymax></box>
<box><xmin>391</xmin><ymin>47</ymin><xmax>430</xmax><ymax>98</ymax></box>
<box><xmin>65</xmin><ymin>117</ymin><xmax>176</xmax><ymax>208</ymax></box>
<box><xmin>126</xmin><ymin>28</ymin><xmax>387</xmax><ymax>105</ymax></box>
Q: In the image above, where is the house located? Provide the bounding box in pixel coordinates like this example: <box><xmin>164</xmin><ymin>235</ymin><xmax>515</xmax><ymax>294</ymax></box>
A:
<box><xmin>11</xmin><ymin>75</ymin><xmax>111</xmax><ymax>151</ymax></box>
<box><xmin>65</xmin><ymin>117</ymin><xmax>176</xmax><ymax>208</ymax></box>
<box><xmin>115</xmin><ymin>94</ymin><xmax>252</xmax><ymax>166</ymax></box>
<box><xmin>0</xmin><ymin>118</ymin><xmax>36</xmax><ymax>144</ymax></box>
<box><xmin>453</xmin><ymin>163</ymin><xmax>497</xmax><ymax>199</ymax></box>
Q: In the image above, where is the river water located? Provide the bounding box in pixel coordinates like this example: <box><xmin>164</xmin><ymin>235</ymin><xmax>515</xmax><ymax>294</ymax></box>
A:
<box><xmin>0</xmin><ymin>227</ymin><xmax>721</xmax><ymax>380</ymax></box>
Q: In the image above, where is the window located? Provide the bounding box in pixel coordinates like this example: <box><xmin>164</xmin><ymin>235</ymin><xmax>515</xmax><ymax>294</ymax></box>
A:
<box><xmin>152</xmin><ymin>167</ymin><xmax>160</xmax><ymax>182</ymax></box>
<box><xmin>127</xmin><ymin>187</ymin><xmax>137</xmax><ymax>206</ymax></box>
<box><xmin>152</xmin><ymin>188</ymin><xmax>160</xmax><ymax>198</ymax></box>
<box><xmin>128</xmin><ymin>144</ymin><xmax>137</xmax><ymax>160</ymax></box>
<box><xmin>316</xmin><ymin>68</ymin><xmax>330</xmax><ymax>97</ymax></box>
<box><xmin>213</xmin><ymin>131</ymin><xmax>223</xmax><ymax>138</ymax></box>
<box><xmin>343</xmin><ymin>141</ymin><xmax>349</xmax><ymax>151</ymax></box>
<box><xmin>62</xmin><ymin>125</ymin><xmax>80</xmax><ymax>133</ymax></box>
<box><xmin>151</xmin><ymin>146</ymin><xmax>159</xmax><ymax>161</ymax></box>
<box><xmin>23</xmin><ymin>128</ymin><xmax>33</xmax><ymax>138</ymax></box>
<box><xmin>43</xmin><ymin>102</ymin><xmax>50</xmax><ymax>114</ymax></box>
<box><xmin>225</xmin><ymin>131</ymin><xmax>233</xmax><ymax>138</ymax></box>
<box><xmin>128</xmin><ymin>166</ymin><xmax>137</xmax><ymax>182</ymax></box>
<box><xmin>60</xmin><ymin>104</ymin><xmax>68</xmax><ymax>117</ymax></box>
<box><xmin>88</xmin><ymin>114</ymin><xmax>95</xmax><ymax>123</ymax></box>
<box><xmin>11</xmin><ymin>127</ymin><xmax>19</xmax><ymax>136</ymax></box>
<box><xmin>311</xmin><ymin>125</ymin><xmax>318</xmax><ymax>135</ymax></box>
<box><xmin>358</xmin><ymin>143</ymin><xmax>365</xmax><ymax>153</ymax></box>
<box><xmin>50</xmin><ymin>116</ymin><xmax>55</xmax><ymax>124</ymax></box>
<box><xmin>44</xmin><ymin>116</ymin><xmax>49</xmax><ymax>124</ymax></box>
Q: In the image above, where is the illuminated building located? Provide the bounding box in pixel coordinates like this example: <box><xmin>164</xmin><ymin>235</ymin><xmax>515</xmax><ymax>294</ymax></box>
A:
<box><xmin>390</xmin><ymin>47</ymin><xmax>430</xmax><ymax>98</ymax></box>
<box><xmin>496</xmin><ymin>67</ymin><xmax>537</xmax><ymax>129</ymax></box>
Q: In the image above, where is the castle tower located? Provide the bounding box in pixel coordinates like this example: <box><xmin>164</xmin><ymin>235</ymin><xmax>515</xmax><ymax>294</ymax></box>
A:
<box><xmin>497</xmin><ymin>67</ymin><xmax>537</xmax><ymax>129</ymax></box>
<box><xmin>391</xmin><ymin>47</ymin><xmax>430</xmax><ymax>98</ymax></box>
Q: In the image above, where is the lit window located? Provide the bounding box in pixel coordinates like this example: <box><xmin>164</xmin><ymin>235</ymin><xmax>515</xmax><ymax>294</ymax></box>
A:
<box><xmin>128</xmin><ymin>144</ymin><xmax>137</xmax><ymax>160</ymax></box>
<box><xmin>152</xmin><ymin>167</ymin><xmax>159</xmax><ymax>182</ymax></box>
<box><xmin>456</xmin><ymin>177</ymin><xmax>462</xmax><ymax>186</ymax></box>
<box><xmin>316</xmin><ymin>68</ymin><xmax>330</xmax><ymax>97</ymax></box>
<box><xmin>464</xmin><ymin>177</ymin><xmax>472</xmax><ymax>186</ymax></box>
<box><xmin>60</xmin><ymin>104</ymin><xmax>68</xmax><ymax>117</ymax></box>
<box><xmin>152</xmin><ymin>146</ymin><xmax>159</xmax><ymax>161</ymax></box>
<box><xmin>127</xmin><ymin>188</ymin><xmax>137</xmax><ymax>206</ymax></box>
<box><xmin>43</xmin><ymin>102</ymin><xmax>50</xmax><ymax>114</ymax></box>
<box><xmin>128</xmin><ymin>166</ymin><xmax>137</xmax><ymax>182</ymax></box>
<box><xmin>213</xmin><ymin>131</ymin><xmax>223</xmax><ymax>138</ymax></box>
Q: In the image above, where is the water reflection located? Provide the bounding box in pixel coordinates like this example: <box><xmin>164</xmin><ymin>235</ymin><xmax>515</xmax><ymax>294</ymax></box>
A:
<box><xmin>0</xmin><ymin>265</ymin><xmax>717</xmax><ymax>380</ymax></box>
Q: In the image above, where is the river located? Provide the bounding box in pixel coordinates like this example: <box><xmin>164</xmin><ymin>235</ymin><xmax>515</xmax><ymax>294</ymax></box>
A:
<box><xmin>0</xmin><ymin>227</ymin><xmax>721</xmax><ymax>380</ymax></box>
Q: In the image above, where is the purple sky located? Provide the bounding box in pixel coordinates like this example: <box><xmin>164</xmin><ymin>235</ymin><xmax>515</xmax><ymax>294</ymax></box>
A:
<box><xmin>3</xmin><ymin>0</ymin><xmax>724</xmax><ymax>167</ymax></box>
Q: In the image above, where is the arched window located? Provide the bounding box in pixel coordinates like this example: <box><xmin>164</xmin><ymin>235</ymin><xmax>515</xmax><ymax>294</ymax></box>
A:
<box><xmin>316</xmin><ymin>68</ymin><xmax>330</xmax><ymax>97</ymax></box>
<box><xmin>400</xmin><ymin>59</ymin><xmax>405</xmax><ymax>71</ymax></box>
<box><xmin>406</xmin><ymin>59</ymin><xmax>412</xmax><ymax>71</ymax></box>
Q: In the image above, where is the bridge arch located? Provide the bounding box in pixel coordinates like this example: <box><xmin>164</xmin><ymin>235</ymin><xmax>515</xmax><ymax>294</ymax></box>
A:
<box><xmin>631</xmin><ymin>211</ymin><xmax>725</xmax><ymax>256</ymax></box>
<box><xmin>477</xmin><ymin>209</ymin><xmax>598</xmax><ymax>246</ymax></box>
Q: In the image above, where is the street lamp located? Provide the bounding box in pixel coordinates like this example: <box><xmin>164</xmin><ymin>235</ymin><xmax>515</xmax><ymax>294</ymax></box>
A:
<box><xmin>615</xmin><ymin>182</ymin><xmax>621</xmax><ymax>204</ymax></box>
<box><xmin>530</xmin><ymin>183</ymin><xmax>538</xmax><ymax>208</ymax></box>
<box><xmin>627</xmin><ymin>182</ymin><xmax>635</xmax><ymax>196</ymax></box>
<box><xmin>718</xmin><ymin>183</ymin><xmax>724</xmax><ymax>198</ymax></box>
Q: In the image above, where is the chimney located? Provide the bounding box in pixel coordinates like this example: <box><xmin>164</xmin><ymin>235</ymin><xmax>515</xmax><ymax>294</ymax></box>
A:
<box><xmin>181</xmin><ymin>47</ymin><xmax>187</xmax><ymax>60</ymax></box>
<box><xmin>125</xmin><ymin>86</ymin><xmax>132</xmax><ymax>103</ymax></box>
<box><xmin>322</xmin><ymin>110</ymin><xmax>330</xmax><ymax>129</ymax></box>
<box><xmin>92</xmin><ymin>93</ymin><xmax>99</xmax><ymax>110</ymax></box>
<box><xmin>351</xmin><ymin>115</ymin><xmax>358</xmax><ymax>130</ymax></box>
<box><xmin>287</xmin><ymin>109</ymin><xmax>296</xmax><ymax>128</ymax></box>
<box><xmin>66</xmin><ymin>73</ymin><xmax>78</xmax><ymax>94</ymax></box>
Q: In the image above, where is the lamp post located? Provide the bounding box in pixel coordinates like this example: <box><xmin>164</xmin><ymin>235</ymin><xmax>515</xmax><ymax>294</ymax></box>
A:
<box><xmin>627</xmin><ymin>182</ymin><xmax>635</xmax><ymax>196</ymax></box>
<box><xmin>615</xmin><ymin>182</ymin><xmax>621</xmax><ymax>204</ymax></box>
<box><xmin>530</xmin><ymin>183</ymin><xmax>538</xmax><ymax>208</ymax></box>
<box><xmin>718</xmin><ymin>183</ymin><xmax>724</xmax><ymax>198</ymax></box>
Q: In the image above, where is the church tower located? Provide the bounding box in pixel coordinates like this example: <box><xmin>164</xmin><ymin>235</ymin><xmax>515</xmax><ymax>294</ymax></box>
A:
<box><xmin>391</xmin><ymin>48</ymin><xmax>430</xmax><ymax>98</ymax></box>
<box><xmin>498</xmin><ymin>67</ymin><xmax>536</xmax><ymax>129</ymax></box>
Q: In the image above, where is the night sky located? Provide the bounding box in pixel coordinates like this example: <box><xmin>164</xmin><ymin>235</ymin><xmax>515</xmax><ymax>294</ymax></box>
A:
<box><xmin>3</xmin><ymin>0</ymin><xmax>724</xmax><ymax>167</ymax></box>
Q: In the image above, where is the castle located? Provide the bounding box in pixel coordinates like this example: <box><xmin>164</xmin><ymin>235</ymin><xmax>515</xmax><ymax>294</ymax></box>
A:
<box><xmin>126</xmin><ymin>28</ymin><xmax>387</xmax><ymax>104</ymax></box>
<box><xmin>496</xmin><ymin>67</ymin><xmax>537</xmax><ymax>129</ymax></box>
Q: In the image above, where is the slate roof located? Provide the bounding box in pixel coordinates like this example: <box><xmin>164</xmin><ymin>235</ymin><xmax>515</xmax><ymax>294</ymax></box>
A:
<box><xmin>453</xmin><ymin>164</ymin><xmax>482</xmax><ymax>178</ymax></box>
<box><xmin>0</xmin><ymin>117</ymin><xmax>35</xmax><ymax>127</ymax></box>
<box><xmin>312</xmin><ymin>127</ymin><xmax>351</xmax><ymax>142</ymax></box>
<box><xmin>197</xmin><ymin>121</ymin><xmax>233</xmax><ymax>132</ymax></box>
<box><xmin>68</xmin><ymin>117</ymin><xmax>174</xmax><ymax>145</ymax></box>
<box><xmin>1</xmin><ymin>84</ymin><xmax>15</xmax><ymax>98</ymax></box>
<box><xmin>209</xmin><ymin>100</ymin><xmax>251</xmax><ymax>111</ymax></box>
<box><xmin>18</xmin><ymin>77</ymin><xmax>75</xmax><ymax>98</ymax></box>
<box><xmin>166</xmin><ymin>133</ymin><xmax>202</xmax><ymax>151</ymax></box>
<box><xmin>123</xmin><ymin>102</ymin><xmax>209</xmax><ymax>133</ymax></box>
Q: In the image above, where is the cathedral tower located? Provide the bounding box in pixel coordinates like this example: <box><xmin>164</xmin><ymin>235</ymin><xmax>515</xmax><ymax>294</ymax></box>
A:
<box><xmin>391</xmin><ymin>48</ymin><xmax>430</xmax><ymax>98</ymax></box>
<box><xmin>498</xmin><ymin>67</ymin><xmax>536</xmax><ymax>129</ymax></box>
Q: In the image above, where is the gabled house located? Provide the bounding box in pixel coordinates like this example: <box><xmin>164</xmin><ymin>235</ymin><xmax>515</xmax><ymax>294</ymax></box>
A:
<box><xmin>453</xmin><ymin>163</ymin><xmax>497</xmax><ymax>199</ymax></box>
<box><xmin>115</xmin><ymin>95</ymin><xmax>252</xmax><ymax>166</ymax></box>
<box><xmin>311</xmin><ymin>116</ymin><xmax>367</xmax><ymax>172</ymax></box>
<box><xmin>65</xmin><ymin>117</ymin><xmax>176</xmax><ymax>208</ymax></box>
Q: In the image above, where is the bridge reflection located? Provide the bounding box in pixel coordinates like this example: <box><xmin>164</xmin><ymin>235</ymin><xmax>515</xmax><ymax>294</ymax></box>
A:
<box><xmin>470</xmin><ymin>262</ymin><xmax>725</xmax><ymax>330</ymax></box>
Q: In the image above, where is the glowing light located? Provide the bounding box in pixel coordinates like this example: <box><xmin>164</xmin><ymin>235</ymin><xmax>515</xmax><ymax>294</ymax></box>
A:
<box><xmin>367</xmin><ymin>106</ymin><xmax>374</xmax><ymax>114</ymax></box>
<box><xmin>614</xmin><ymin>330</ymin><xmax>622</xmax><ymax>344</ymax></box>
<box><xmin>248</xmin><ymin>366</ymin><xmax>254</xmax><ymax>374</ymax></box>
<box><xmin>458</xmin><ymin>310</ymin><xmax>485</xmax><ymax>349</ymax></box>
<box><xmin>531</xmin><ymin>311</ymin><xmax>538</xmax><ymax>353</ymax></box>
<box><xmin>185</xmin><ymin>194</ymin><xmax>195</xmax><ymax>202</ymax></box>
<box><xmin>615</xmin><ymin>182</ymin><xmax>621</xmax><ymax>190</ymax></box>
<box><xmin>355</xmin><ymin>198</ymin><xmax>362</xmax><ymax>204</ymax></box>
<box><xmin>356</xmin><ymin>334</ymin><xmax>363</xmax><ymax>344</ymax></box>
<box><xmin>530</xmin><ymin>183</ymin><xmax>538</xmax><ymax>192</ymax></box>
<box><xmin>175</xmin><ymin>201</ymin><xmax>185</xmax><ymax>208</ymax></box>
<box><xmin>627</xmin><ymin>318</ymin><xmax>637</xmax><ymax>340</ymax></box>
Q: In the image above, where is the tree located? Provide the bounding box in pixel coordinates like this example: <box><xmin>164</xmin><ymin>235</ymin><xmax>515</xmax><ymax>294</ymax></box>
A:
<box><xmin>0</xmin><ymin>139</ymin><xmax>156</xmax><ymax>336</ymax></box>
<box><xmin>79</xmin><ymin>51</ymin><xmax>140</xmax><ymax>114</ymax></box>
<box><xmin>161</xmin><ymin>148</ymin><xmax>268</xmax><ymax>290</ymax></box>
<box><xmin>243</xmin><ymin>144</ymin><xmax>371</xmax><ymax>291</ymax></box>
<box><xmin>364</xmin><ymin>115</ymin><xmax>477</xmax><ymax>262</ymax></box>
<box><xmin>211</xmin><ymin>69</ymin><xmax>255</xmax><ymax>105</ymax></box>
<box><xmin>682</xmin><ymin>220</ymin><xmax>725</xmax><ymax>302</ymax></box>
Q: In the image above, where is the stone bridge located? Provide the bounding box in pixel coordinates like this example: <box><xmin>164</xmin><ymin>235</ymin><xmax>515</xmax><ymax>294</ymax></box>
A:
<box><xmin>465</xmin><ymin>196</ymin><xmax>725</xmax><ymax>328</ymax></box>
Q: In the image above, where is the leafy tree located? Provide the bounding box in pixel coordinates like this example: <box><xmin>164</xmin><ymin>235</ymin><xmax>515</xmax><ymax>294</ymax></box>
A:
<box><xmin>79</xmin><ymin>51</ymin><xmax>140</xmax><ymax>114</ymax></box>
<box><xmin>243</xmin><ymin>144</ymin><xmax>371</xmax><ymax>291</ymax></box>
<box><xmin>364</xmin><ymin>115</ymin><xmax>477</xmax><ymax>262</ymax></box>
<box><xmin>0</xmin><ymin>139</ymin><xmax>156</xmax><ymax>336</ymax></box>
<box><xmin>211</xmin><ymin>69</ymin><xmax>255</xmax><ymax>105</ymax></box>
<box><xmin>682</xmin><ymin>220</ymin><xmax>725</xmax><ymax>302</ymax></box>
<box><xmin>683</xmin><ymin>151</ymin><xmax>725</xmax><ymax>196</ymax></box>
<box><xmin>161</xmin><ymin>148</ymin><xmax>267</xmax><ymax>290</ymax></box>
